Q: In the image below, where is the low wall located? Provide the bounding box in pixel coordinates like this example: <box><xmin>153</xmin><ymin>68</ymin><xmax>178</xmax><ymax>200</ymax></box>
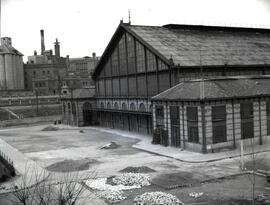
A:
<box><xmin>0</xmin><ymin>115</ymin><xmax>61</xmax><ymax>128</ymax></box>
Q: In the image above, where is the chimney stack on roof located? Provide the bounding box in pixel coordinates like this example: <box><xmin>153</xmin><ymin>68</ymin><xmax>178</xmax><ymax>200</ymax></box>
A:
<box><xmin>54</xmin><ymin>38</ymin><xmax>60</xmax><ymax>58</ymax></box>
<box><xmin>40</xmin><ymin>29</ymin><xmax>45</xmax><ymax>55</ymax></box>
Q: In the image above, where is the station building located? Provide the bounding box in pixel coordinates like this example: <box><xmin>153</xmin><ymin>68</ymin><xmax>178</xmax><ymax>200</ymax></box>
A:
<box><xmin>62</xmin><ymin>22</ymin><xmax>270</xmax><ymax>152</ymax></box>
<box><xmin>152</xmin><ymin>76</ymin><xmax>270</xmax><ymax>153</ymax></box>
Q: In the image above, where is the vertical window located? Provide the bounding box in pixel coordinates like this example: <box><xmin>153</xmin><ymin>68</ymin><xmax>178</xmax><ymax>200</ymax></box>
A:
<box><xmin>146</xmin><ymin>50</ymin><xmax>156</xmax><ymax>71</ymax></box>
<box><xmin>136</xmin><ymin>41</ymin><xmax>145</xmax><ymax>73</ymax></box>
<box><xmin>119</xmin><ymin>35</ymin><xmax>127</xmax><ymax>75</ymax></box>
<box><xmin>127</xmin><ymin>33</ymin><xmax>136</xmax><ymax>74</ymax></box>
<box><xmin>187</xmin><ymin>107</ymin><xmax>199</xmax><ymax>143</ymax></box>
<box><xmin>266</xmin><ymin>102</ymin><xmax>270</xmax><ymax>135</ymax></box>
<box><xmin>157</xmin><ymin>59</ymin><xmax>168</xmax><ymax>70</ymax></box>
<box><xmin>241</xmin><ymin>102</ymin><xmax>254</xmax><ymax>139</ymax></box>
<box><xmin>170</xmin><ymin>106</ymin><xmax>180</xmax><ymax>147</ymax></box>
<box><xmin>212</xmin><ymin>106</ymin><xmax>227</xmax><ymax>144</ymax></box>
<box><xmin>111</xmin><ymin>48</ymin><xmax>119</xmax><ymax>75</ymax></box>
<box><xmin>155</xmin><ymin>105</ymin><xmax>164</xmax><ymax>127</ymax></box>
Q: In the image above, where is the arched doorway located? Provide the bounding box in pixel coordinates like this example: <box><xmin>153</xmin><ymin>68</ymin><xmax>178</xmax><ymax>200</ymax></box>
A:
<box><xmin>83</xmin><ymin>102</ymin><xmax>92</xmax><ymax>126</ymax></box>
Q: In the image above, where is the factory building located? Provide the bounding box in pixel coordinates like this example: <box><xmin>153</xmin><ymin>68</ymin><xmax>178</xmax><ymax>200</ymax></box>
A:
<box><xmin>24</xmin><ymin>30</ymin><xmax>67</xmax><ymax>95</ymax></box>
<box><xmin>0</xmin><ymin>37</ymin><xmax>24</xmax><ymax>90</ymax></box>
<box><xmin>61</xmin><ymin>53</ymin><xmax>99</xmax><ymax>94</ymax></box>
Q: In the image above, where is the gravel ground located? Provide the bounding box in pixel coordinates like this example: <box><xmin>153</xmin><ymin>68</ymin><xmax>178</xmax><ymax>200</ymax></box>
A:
<box><xmin>116</xmin><ymin>174</ymin><xmax>269</xmax><ymax>205</ymax></box>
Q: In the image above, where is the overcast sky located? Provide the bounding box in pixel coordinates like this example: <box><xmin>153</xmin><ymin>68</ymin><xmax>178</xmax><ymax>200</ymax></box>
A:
<box><xmin>2</xmin><ymin>0</ymin><xmax>270</xmax><ymax>62</ymax></box>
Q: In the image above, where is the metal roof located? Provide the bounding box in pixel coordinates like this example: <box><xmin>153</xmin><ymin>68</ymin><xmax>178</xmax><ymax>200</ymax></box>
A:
<box><xmin>152</xmin><ymin>76</ymin><xmax>270</xmax><ymax>101</ymax></box>
<box><xmin>0</xmin><ymin>44</ymin><xmax>23</xmax><ymax>56</ymax></box>
<box><xmin>93</xmin><ymin>22</ymin><xmax>270</xmax><ymax>78</ymax></box>
<box><xmin>128</xmin><ymin>24</ymin><xmax>270</xmax><ymax>66</ymax></box>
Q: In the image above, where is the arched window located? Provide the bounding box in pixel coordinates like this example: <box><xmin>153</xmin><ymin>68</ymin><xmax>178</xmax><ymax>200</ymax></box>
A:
<box><xmin>139</xmin><ymin>103</ymin><xmax>146</xmax><ymax>112</ymax></box>
<box><xmin>122</xmin><ymin>102</ymin><xmax>127</xmax><ymax>110</ymax></box>
<box><xmin>130</xmin><ymin>103</ymin><xmax>136</xmax><ymax>110</ymax></box>
<box><xmin>100</xmin><ymin>102</ymin><xmax>104</xmax><ymax>108</ymax></box>
<box><xmin>107</xmin><ymin>102</ymin><xmax>111</xmax><ymax>109</ymax></box>
<box><xmin>114</xmin><ymin>102</ymin><xmax>119</xmax><ymax>109</ymax></box>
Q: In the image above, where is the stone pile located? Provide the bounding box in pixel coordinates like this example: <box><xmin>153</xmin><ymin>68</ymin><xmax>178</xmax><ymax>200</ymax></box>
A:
<box><xmin>134</xmin><ymin>192</ymin><xmax>183</xmax><ymax>205</ymax></box>
<box><xmin>112</xmin><ymin>173</ymin><xmax>151</xmax><ymax>187</ymax></box>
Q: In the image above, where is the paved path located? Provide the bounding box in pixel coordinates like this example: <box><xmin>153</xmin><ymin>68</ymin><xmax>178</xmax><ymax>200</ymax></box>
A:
<box><xmin>0</xmin><ymin>137</ymin><xmax>107</xmax><ymax>204</ymax></box>
<box><xmin>90</xmin><ymin>126</ymin><xmax>270</xmax><ymax>163</ymax></box>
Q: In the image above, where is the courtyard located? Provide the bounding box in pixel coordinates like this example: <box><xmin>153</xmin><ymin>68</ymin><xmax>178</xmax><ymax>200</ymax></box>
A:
<box><xmin>0</xmin><ymin>123</ymin><xmax>269</xmax><ymax>204</ymax></box>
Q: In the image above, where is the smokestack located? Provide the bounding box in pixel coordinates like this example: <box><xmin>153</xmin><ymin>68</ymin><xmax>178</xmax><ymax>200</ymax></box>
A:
<box><xmin>40</xmin><ymin>29</ymin><xmax>45</xmax><ymax>55</ymax></box>
<box><xmin>54</xmin><ymin>38</ymin><xmax>60</xmax><ymax>58</ymax></box>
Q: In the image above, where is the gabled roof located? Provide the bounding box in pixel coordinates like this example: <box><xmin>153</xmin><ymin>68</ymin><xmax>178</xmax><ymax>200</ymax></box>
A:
<box><xmin>152</xmin><ymin>76</ymin><xmax>270</xmax><ymax>101</ymax></box>
<box><xmin>0</xmin><ymin>44</ymin><xmax>23</xmax><ymax>56</ymax></box>
<box><xmin>93</xmin><ymin>22</ymin><xmax>270</xmax><ymax>79</ymax></box>
<box><xmin>128</xmin><ymin>24</ymin><xmax>270</xmax><ymax>67</ymax></box>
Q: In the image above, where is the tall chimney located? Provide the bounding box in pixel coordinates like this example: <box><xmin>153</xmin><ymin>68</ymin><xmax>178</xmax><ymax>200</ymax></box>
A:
<box><xmin>54</xmin><ymin>38</ymin><xmax>60</xmax><ymax>58</ymax></box>
<box><xmin>40</xmin><ymin>29</ymin><xmax>45</xmax><ymax>55</ymax></box>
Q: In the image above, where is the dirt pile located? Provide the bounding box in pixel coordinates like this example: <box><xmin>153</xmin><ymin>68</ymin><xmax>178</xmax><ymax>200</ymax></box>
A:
<box><xmin>46</xmin><ymin>158</ymin><xmax>98</xmax><ymax>172</ymax></box>
<box><xmin>120</xmin><ymin>166</ymin><xmax>156</xmax><ymax>173</ymax></box>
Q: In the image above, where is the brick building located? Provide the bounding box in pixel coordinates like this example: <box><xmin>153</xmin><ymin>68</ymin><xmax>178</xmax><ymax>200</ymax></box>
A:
<box><xmin>152</xmin><ymin>76</ymin><xmax>270</xmax><ymax>153</ymax></box>
<box><xmin>61</xmin><ymin>88</ymin><xmax>96</xmax><ymax>126</ymax></box>
<box><xmin>24</xmin><ymin>30</ymin><xmax>67</xmax><ymax>95</ymax></box>
<box><xmin>62</xmin><ymin>22</ymin><xmax>270</xmax><ymax>152</ymax></box>
<box><xmin>61</xmin><ymin>54</ymin><xmax>99</xmax><ymax>94</ymax></box>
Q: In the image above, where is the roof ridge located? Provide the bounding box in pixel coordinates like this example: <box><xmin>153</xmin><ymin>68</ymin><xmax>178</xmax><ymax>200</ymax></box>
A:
<box><xmin>126</xmin><ymin>24</ymin><xmax>164</xmax><ymax>29</ymax></box>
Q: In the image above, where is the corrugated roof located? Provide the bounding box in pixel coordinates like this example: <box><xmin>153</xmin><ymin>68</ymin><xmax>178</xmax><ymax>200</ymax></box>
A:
<box><xmin>127</xmin><ymin>24</ymin><xmax>270</xmax><ymax>66</ymax></box>
<box><xmin>152</xmin><ymin>76</ymin><xmax>270</xmax><ymax>101</ymax></box>
<box><xmin>0</xmin><ymin>44</ymin><xmax>23</xmax><ymax>56</ymax></box>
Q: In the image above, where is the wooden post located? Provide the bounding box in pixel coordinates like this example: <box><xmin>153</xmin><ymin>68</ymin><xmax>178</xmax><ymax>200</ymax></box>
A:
<box><xmin>240</xmin><ymin>140</ymin><xmax>244</xmax><ymax>170</ymax></box>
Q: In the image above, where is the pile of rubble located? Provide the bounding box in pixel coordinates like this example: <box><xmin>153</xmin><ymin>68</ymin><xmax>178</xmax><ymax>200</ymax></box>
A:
<box><xmin>86</xmin><ymin>173</ymin><xmax>151</xmax><ymax>204</ymax></box>
<box><xmin>134</xmin><ymin>191</ymin><xmax>183</xmax><ymax>205</ymax></box>
<box><xmin>97</xmin><ymin>190</ymin><xmax>126</xmax><ymax>204</ymax></box>
<box><xmin>112</xmin><ymin>173</ymin><xmax>151</xmax><ymax>187</ymax></box>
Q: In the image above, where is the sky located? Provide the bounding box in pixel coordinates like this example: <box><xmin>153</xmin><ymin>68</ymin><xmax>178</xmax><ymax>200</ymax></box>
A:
<box><xmin>2</xmin><ymin>0</ymin><xmax>270</xmax><ymax>62</ymax></box>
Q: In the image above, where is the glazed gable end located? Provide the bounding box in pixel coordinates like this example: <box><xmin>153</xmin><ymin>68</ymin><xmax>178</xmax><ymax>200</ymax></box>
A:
<box><xmin>93</xmin><ymin>23</ymin><xmax>174</xmax><ymax>98</ymax></box>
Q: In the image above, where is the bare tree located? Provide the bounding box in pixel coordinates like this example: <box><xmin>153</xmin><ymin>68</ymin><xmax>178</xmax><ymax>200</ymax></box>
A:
<box><xmin>228</xmin><ymin>138</ymin><xmax>267</xmax><ymax>205</ymax></box>
<box><xmin>10</xmin><ymin>165</ymin><xmax>96</xmax><ymax>205</ymax></box>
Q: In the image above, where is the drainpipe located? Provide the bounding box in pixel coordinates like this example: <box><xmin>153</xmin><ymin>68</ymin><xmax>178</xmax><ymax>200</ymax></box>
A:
<box><xmin>201</xmin><ymin>100</ymin><xmax>207</xmax><ymax>154</ymax></box>
<box><xmin>232</xmin><ymin>98</ymin><xmax>236</xmax><ymax>149</ymax></box>
<box><xmin>181</xmin><ymin>102</ymin><xmax>186</xmax><ymax>149</ymax></box>
<box><xmin>259</xmin><ymin>98</ymin><xmax>262</xmax><ymax>145</ymax></box>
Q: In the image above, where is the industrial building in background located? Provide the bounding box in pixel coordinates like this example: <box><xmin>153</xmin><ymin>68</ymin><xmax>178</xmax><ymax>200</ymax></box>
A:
<box><xmin>24</xmin><ymin>29</ymin><xmax>99</xmax><ymax>96</ymax></box>
<box><xmin>61</xmin><ymin>53</ymin><xmax>99</xmax><ymax>94</ymax></box>
<box><xmin>24</xmin><ymin>30</ymin><xmax>68</xmax><ymax>95</ymax></box>
<box><xmin>0</xmin><ymin>37</ymin><xmax>24</xmax><ymax>90</ymax></box>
